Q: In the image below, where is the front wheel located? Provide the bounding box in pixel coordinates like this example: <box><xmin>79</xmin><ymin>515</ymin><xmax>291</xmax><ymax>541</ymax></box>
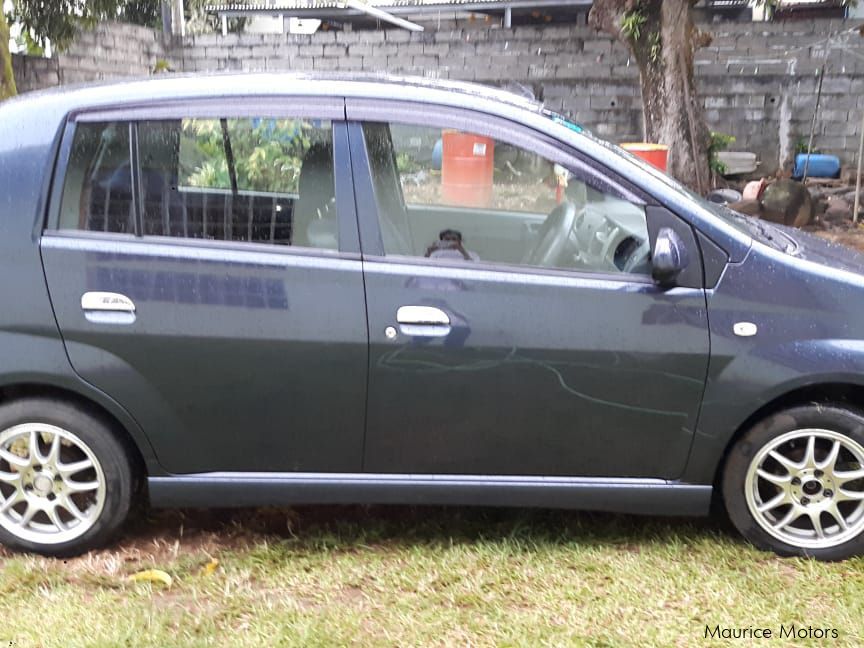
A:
<box><xmin>0</xmin><ymin>398</ymin><xmax>134</xmax><ymax>557</ymax></box>
<box><xmin>723</xmin><ymin>405</ymin><xmax>864</xmax><ymax>560</ymax></box>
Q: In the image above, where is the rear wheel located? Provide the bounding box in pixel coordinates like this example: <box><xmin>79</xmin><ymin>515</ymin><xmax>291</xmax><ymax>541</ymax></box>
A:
<box><xmin>723</xmin><ymin>405</ymin><xmax>864</xmax><ymax>560</ymax></box>
<box><xmin>0</xmin><ymin>398</ymin><xmax>134</xmax><ymax>556</ymax></box>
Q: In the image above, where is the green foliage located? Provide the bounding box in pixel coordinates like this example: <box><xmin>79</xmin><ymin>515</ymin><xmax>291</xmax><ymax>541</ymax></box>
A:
<box><xmin>4</xmin><ymin>507</ymin><xmax>864</xmax><ymax>646</ymax></box>
<box><xmin>396</xmin><ymin>151</ymin><xmax>424</xmax><ymax>175</ymax></box>
<box><xmin>708</xmin><ymin>131</ymin><xmax>736</xmax><ymax>175</ymax></box>
<box><xmin>185</xmin><ymin>0</ymin><xmax>248</xmax><ymax>35</ymax></box>
<box><xmin>648</xmin><ymin>31</ymin><xmax>661</xmax><ymax>64</ymax></box>
<box><xmin>119</xmin><ymin>0</ymin><xmax>162</xmax><ymax>28</ymax></box>
<box><xmin>620</xmin><ymin>9</ymin><xmax>646</xmax><ymax>42</ymax></box>
<box><xmin>180</xmin><ymin>119</ymin><xmax>318</xmax><ymax>194</ymax></box>
<box><xmin>11</xmin><ymin>0</ymin><xmax>161</xmax><ymax>51</ymax></box>
<box><xmin>794</xmin><ymin>136</ymin><xmax>821</xmax><ymax>156</ymax></box>
<box><xmin>0</xmin><ymin>11</ymin><xmax>16</xmax><ymax>100</ymax></box>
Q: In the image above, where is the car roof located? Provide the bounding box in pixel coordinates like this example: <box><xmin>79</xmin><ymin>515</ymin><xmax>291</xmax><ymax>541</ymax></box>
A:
<box><xmin>9</xmin><ymin>71</ymin><xmax>544</xmax><ymax>116</ymax></box>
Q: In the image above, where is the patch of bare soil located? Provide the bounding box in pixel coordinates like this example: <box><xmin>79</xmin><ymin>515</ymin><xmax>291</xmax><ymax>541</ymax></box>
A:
<box><xmin>0</xmin><ymin>508</ymin><xmax>297</xmax><ymax>580</ymax></box>
<box><xmin>0</xmin><ymin>505</ymin><xmax>428</xmax><ymax>577</ymax></box>
<box><xmin>811</xmin><ymin>222</ymin><xmax>864</xmax><ymax>253</ymax></box>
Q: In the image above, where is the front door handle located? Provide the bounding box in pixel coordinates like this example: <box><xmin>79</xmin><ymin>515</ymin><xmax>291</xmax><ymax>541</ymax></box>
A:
<box><xmin>396</xmin><ymin>305</ymin><xmax>451</xmax><ymax>337</ymax></box>
<box><xmin>81</xmin><ymin>292</ymin><xmax>136</xmax><ymax>324</ymax></box>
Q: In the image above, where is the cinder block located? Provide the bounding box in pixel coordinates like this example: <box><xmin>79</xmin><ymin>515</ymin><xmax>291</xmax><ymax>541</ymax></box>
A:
<box><xmin>310</xmin><ymin>30</ymin><xmax>337</xmax><ymax>44</ymax></box>
<box><xmin>353</xmin><ymin>30</ymin><xmax>386</xmax><ymax>43</ymax></box>
<box><xmin>372</xmin><ymin>44</ymin><xmax>399</xmax><ymax>56</ymax></box>
<box><xmin>412</xmin><ymin>55</ymin><xmax>438</xmax><ymax>68</ymax></box>
<box><xmin>324</xmin><ymin>44</ymin><xmax>348</xmax><ymax>57</ymax></box>
<box><xmin>313</xmin><ymin>58</ymin><xmax>340</xmax><ymax>70</ymax></box>
<box><xmin>384</xmin><ymin>30</ymin><xmax>412</xmax><ymax>43</ymax></box>
<box><xmin>336</xmin><ymin>31</ymin><xmax>364</xmax><ymax>44</ymax></box>
<box><xmin>345</xmin><ymin>43</ymin><xmax>371</xmax><ymax>57</ymax></box>
<box><xmin>423</xmin><ymin>43</ymin><xmax>450</xmax><ymax>56</ymax></box>
<box><xmin>583</xmin><ymin>39</ymin><xmax>613</xmax><ymax>53</ymax></box>
<box><xmin>363</xmin><ymin>56</ymin><xmax>389</xmax><ymax>71</ymax></box>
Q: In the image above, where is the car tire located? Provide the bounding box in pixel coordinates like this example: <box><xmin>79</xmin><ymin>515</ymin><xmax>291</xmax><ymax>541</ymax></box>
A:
<box><xmin>723</xmin><ymin>404</ymin><xmax>864</xmax><ymax>561</ymax></box>
<box><xmin>0</xmin><ymin>397</ymin><xmax>134</xmax><ymax>557</ymax></box>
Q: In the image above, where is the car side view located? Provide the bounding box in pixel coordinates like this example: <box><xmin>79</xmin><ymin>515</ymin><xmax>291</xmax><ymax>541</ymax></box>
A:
<box><xmin>1</xmin><ymin>73</ymin><xmax>864</xmax><ymax>560</ymax></box>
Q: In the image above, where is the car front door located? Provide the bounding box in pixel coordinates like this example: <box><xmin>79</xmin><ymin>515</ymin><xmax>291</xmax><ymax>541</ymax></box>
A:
<box><xmin>40</xmin><ymin>101</ymin><xmax>368</xmax><ymax>474</ymax></box>
<box><xmin>348</xmin><ymin>104</ymin><xmax>710</xmax><ymax>479</ymax></box>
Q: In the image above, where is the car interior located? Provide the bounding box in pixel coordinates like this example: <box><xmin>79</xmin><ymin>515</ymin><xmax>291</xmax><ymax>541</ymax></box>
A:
<box><xmin>363</xmin><ymin>122</ymin><xmax>652</xmax><ymax>275</ymax></box>
<box><xmin>60</xmin><ymin>119</ymin><xmax>650</xmax><ymax>275</ymax></box>
<box><xmin>61</xmin><ymin>120</ymin><xmax>338</xmax><ymax>250</ymax></box>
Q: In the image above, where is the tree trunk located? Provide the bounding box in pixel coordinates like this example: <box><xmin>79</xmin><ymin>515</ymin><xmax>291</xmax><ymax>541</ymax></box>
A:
<box><xmin>589</xmin><ymin>0</ymin><xmax>710</xmax><ymax>193</ymax></box>
<box><xmin>1</xmin><ymin>11</ymin><xmax>17</xmax><ymax>101</ymax></box>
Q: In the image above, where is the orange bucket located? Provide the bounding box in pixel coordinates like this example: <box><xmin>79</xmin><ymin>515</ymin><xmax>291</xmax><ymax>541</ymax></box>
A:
<box><xmin>620</xmin><ymin>142</ymin><xmax>669</xmax><ymax>172</ymax></box>
<box><xmin>441</xmin><ymin>131</ymin><xmax>495</xmax><ymax>207</ymax></box>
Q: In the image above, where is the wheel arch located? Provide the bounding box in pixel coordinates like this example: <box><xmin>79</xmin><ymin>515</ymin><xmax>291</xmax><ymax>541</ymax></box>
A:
<box><xmin>0</xmin><ymin>380</ymin><xmax>158</xmax><ymax>485</ymax></box>
<box><xmin>712</xmin><ymin>381</ymin><xmax>864</xmax><ymax>493</ymax></box>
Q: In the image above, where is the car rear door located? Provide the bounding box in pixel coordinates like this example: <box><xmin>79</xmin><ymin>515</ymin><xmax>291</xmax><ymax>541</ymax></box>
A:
<box><xmin>40</xmin><ymin>99</ymin><xmax>369</xmax><ymax>474</ymax></box>
<box><xmin>347</xmin><ymin>100</ymin><xmax>710</xmax><ymax>479</ymax></box>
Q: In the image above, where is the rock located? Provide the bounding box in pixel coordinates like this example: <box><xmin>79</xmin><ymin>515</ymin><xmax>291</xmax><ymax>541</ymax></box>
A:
<box><xmin>706</xmin><ymin>188</ymin><xmax>743</xmax><ymax>204</ymax></box>
<box><xmin>814</xmin><ymin>197</ymin><xmax>828</xmax><ymax>217</ymax></box>
<box><xmin>727</xmin><ymin>199</ymin><xmax>762</xmax><ymax>217</ymax></box>
<box><xmin>840</xmin><ymin>168</ymin><xmax>863</xmax><ymax>185</ymax></box>
<box><xmin>760</xmin><ymin>179</ymin><xmax>814</xmax><ymax>228</ymax></box>
<box><xmin>823</xmin><ymin>185</ymin><xmax>851</xmax><ymax>196</ymax></box>
<box><xmin>807</xmin><ymin>186</ymin><xmax>824</xmax><ymax>202</ymax></box>
<box><xmin>841</xmin><ymin>189</ymin><xmax>862</xmax><ymax>205</ymax></box>
<box><xmin>823</xmin><ymin>196</ymin><xmax>853</xmax><ymax>224</ymax></box>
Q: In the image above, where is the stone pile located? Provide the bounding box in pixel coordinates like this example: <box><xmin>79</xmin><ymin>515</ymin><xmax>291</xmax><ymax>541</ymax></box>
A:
<box><xmin>728</xmin><ymin>179</ymin><xmax>863</xmax><ymax>230</ymax></box>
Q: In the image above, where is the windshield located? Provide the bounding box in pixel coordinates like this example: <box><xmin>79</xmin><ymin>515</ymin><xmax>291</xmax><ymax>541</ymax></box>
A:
<box><xmin>543</xmin><ymin>110</ymin><xmax>793</xmax><ymax>251</ymax></box>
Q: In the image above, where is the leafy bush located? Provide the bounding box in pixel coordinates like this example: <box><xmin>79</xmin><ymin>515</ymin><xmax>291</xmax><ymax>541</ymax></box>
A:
<box><xmin>181</xmin><ymin>118</ymin><xmax>320</xmax><ymax>194</ymax></box>
<box><xmin>708</xmin><ymin>131</ymin><xmax>735</xmax><ymax>175</ymax></box>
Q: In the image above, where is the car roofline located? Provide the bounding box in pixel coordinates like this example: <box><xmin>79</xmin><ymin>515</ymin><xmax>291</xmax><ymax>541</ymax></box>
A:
<box><xmin>6</xmin><ymin>71</ymin><xmax>544</xmax><ymax>114</ymax></box>
<box><xmin>1</xmin><ymin>71</ymin><xmax>752</xmax><ymax>259</ymax></box>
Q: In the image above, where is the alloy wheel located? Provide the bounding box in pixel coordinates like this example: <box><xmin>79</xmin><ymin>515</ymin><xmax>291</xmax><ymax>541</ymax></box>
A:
<box><xmin>745</xmin><ymin>428</ymin><xmax>864</xmax><ymax>550</ymax></box>
<box><xmin>0</xmin><ymin>423</ymin><xmax>106</xmax><ymax>545</ymax></box>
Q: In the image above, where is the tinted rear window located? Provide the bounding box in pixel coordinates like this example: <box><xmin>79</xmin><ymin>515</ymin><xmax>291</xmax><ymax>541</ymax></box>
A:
<box><xmin>57</xmin><ymin>118</ymin><xmax>338</xmax><ymax>250</ymax></box>
<box><xmin>58</xmin><ymin>122</ymin><xmax>134</xmax><ymax>234</ymax></box>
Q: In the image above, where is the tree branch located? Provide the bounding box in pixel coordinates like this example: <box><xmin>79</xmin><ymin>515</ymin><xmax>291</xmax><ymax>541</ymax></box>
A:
<box><xmin>0</xmin><ymin>11</ymin><xmax>17</xmax><ymax>101</ymax></box>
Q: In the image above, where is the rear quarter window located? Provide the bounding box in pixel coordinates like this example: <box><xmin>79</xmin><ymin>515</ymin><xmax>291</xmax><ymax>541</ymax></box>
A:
<box><xmin>58</xmin><ymin>122</ymin><xmax>134</xmax><ymax>234</ymax></box>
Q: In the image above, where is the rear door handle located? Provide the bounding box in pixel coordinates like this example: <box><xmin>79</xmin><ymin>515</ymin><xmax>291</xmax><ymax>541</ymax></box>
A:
<box><xmin>396</xmin><ymin>305</ymin><xmax>451</xmax><ymax>337</ymax></box>
<box><xmin>81</xmin><ymin>292</ymin><xmax>136</xmax><ymax>324</ymax></box>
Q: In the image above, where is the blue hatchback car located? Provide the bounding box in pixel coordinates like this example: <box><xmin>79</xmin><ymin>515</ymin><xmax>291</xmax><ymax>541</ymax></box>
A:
<box><xmin>1</xmin><ymin>73</ymin><xmax>864</xmax><ymax>560</ymax></box>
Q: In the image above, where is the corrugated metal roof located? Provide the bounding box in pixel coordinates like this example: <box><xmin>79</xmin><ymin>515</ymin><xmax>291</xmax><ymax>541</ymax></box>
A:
<box><xmin>205</xmin><ymin>0</ymin><xmax>585</xmax><ymax>11</ymax></box>
<box><xmin>206</xmin><ymin>1</ymin><xmax>509</xmax><ymax>9</ymax></box>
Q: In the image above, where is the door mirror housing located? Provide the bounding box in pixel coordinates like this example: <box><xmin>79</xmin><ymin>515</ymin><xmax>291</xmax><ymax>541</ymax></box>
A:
<box><xmin>651</xmin><ymin>227</ymin><xmax>690</xmax><ymax>286</ymax></box>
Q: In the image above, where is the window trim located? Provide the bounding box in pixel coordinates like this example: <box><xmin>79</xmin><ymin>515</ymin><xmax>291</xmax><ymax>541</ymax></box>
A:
<box><xmin>45</xmin><ymin>99</ymin><xmax>362</xmax><ymax>257</ymax></box>
<box><xmin>70</xmin><ymin>97</ymin><xmax>345</xmax><ymax>123</ymax></box>
<box><xmin>364</xmin><ymin>250</ymin><xmax>656</xmax><ymax>286</ymax></box>
<box><xmin>346</xmin><ymin>99</ymin><xmax>654</xmax><ymax>206</ymax></box>
<box><xmin>346</xmin><ymin>103</ymin><xmax>661</xmax><ymax>282</ymax></box>
<box><xmin>130</xmin><ymin>122</ymin><xmax>144</xmax><ymax>236</ymax></box>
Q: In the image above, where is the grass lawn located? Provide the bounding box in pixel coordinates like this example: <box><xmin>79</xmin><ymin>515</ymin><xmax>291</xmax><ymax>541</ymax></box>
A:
<box><xmin>1</xmin><ymin>506</ymin><xmax>863</xmax><ymax>647</ymax></box>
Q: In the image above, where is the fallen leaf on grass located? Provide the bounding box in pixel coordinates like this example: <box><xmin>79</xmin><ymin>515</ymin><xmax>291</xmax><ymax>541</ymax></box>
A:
<box><xmin>202</xmin><ymin>558</ymin><xmax>220</xmax><ymax>576</ymax></box>
<box><xmin>129</xmin><ymin>569</ymin><xmax>173</xmax><ymax>587</ymax></box>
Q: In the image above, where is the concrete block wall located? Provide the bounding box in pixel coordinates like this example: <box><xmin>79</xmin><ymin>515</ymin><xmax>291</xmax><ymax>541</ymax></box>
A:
<box><xmin>10</xmin><ymin>19</ymin><xmax>864</xmax><ymax>175</ymax></box>
<box><xmin>11</xmin><ymin>22</ymin><xmax>169</xmax><ymax>92</ymax></box>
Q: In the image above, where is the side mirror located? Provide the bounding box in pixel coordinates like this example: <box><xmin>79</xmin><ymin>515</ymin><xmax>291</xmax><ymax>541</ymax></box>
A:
<box><xmin>651</xmin><ymin>227</ymin><xmax>689</xmax><ymax>286</ymax></box>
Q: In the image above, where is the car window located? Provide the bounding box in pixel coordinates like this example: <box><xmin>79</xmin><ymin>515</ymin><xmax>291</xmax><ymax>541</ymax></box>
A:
<box><xmin>140</xmin><ymin>118</ymin><xmax>335</xmax><ymax>248</ymax></box>
<box><xmin>59</xmin><ymin>118</ymin><xmax>338</xmax><ymax>250</ymax></box>
<box><xmin>58</xmin><ymin>122</ymin><xmax>134</xmax><ymax>234</ymax></box>
<box><xmin>363</xmin><ymin>122</ymin><xmax>651</xmax><ymax>276</ymax></box>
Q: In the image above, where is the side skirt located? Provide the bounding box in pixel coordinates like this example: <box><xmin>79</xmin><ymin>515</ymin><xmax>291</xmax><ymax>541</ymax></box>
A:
<box><xmin>148</xmin><ymin>473</ymin><xmax>713</xmax><ymax>516</ymax></box>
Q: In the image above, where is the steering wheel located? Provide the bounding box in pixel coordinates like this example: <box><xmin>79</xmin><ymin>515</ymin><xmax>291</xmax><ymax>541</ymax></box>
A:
<box><xmin>622</xmin><ymin>237</ymin><xmax>652</xmax><ymax>274</ymax></box>
<box><xmin>522</xmin><ymin>202</ymin><xmax>579</xmax><ymax>268</ymax></box>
